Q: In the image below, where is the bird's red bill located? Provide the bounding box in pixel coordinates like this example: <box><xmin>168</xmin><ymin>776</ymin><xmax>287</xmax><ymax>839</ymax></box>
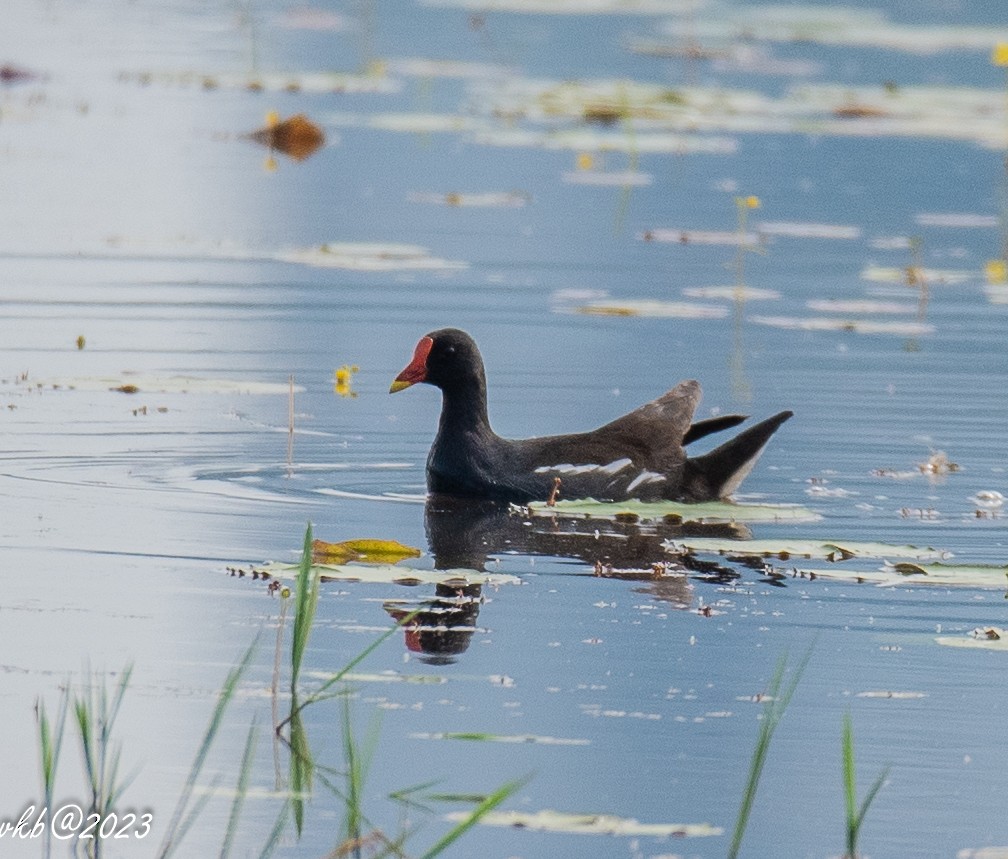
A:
<box><xmin>389</xmin><ymin>336</ymin><xmax>433</xmax><ymax>393</ymax></box>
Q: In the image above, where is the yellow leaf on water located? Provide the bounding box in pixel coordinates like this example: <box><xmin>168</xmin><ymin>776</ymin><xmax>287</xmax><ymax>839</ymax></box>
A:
<box><xmin>334</xmin><ymin>364</ymin><xmax>360</xmax><ymax>398</ymax></box>
<box><xmin>985</xmin><ymin>259</ymin><xmax>1007</xmax><ymax>284</ymax></box>
<box><xmin>311</xmin><ymin>538</ymin><xmax>421</xmax><ymax>565</ymax></box>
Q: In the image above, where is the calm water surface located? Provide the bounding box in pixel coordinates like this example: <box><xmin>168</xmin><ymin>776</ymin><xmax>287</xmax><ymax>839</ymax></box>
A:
<box><xmin>3</xmin><ymin>1</ymin><xmax>1008</xmax><ymax>857</ymax></box>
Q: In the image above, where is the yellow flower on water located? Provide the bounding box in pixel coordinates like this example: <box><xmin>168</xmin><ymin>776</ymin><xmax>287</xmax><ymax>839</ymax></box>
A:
<box><xmin>576</xmin><ymin>152</ymin><xmax>595</xmax><ymax>171</ymax></box>
<box><xmin>334</xmin><ymin>364</ymin><xmax>360</xmax><ymax>398</ymax></box>
<box><xmin>265</xmin><ymin>109</ymin><xmax>280</xmax><ymax>128</ymax></box>
<box><xmin>985</xmin><ymin>258</ymin><xmax>1007</xmax><ymax>283</ymax></box>
<box><xmin>263</xmin><ymin>155</ymin><xmax>278</xmax><ymax>173</ymax></box>
<box><xmin>992</xmin><ymin>42</ymin><xmax>1008</xmax><ymax>67</ymax></box>
<box><xmin>744</xmin><ymin>195</ymin><xmax>760</xmax><ymax>209</ymax></box>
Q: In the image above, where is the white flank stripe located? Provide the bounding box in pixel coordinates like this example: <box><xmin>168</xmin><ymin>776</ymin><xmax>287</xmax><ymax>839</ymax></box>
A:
<box><xmin>626</xmin><ymin>471</ymin><xmax>665</xmax><ymax>493</ymax></box>
<box><xmin>534</xmin><ymin>458</ymin><xmax>633</xmax><ymax>476</ymax></box>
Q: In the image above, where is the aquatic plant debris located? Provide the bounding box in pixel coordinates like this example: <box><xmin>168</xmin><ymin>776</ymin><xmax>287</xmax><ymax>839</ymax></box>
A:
<box><xmin>526</xmin><ymin>498</ymin><xmax>820</xmax><ymax>523</ymax></box>
<box><xmin>248</xmin><ymin>113</ymin><xmax>325</xmax><ymax>161</ymax></box>
<box><xmin>936</xmin><ymin>628</ymin><xmax>1008</xmax><ymax>650</ymax></box>
<box><xmin>444</xmin><ymin>808</ymin><xmax>722</xmax><ymax>837</ymax></box>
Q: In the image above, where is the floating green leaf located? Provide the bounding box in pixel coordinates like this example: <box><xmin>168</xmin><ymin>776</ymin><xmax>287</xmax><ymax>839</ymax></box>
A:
<box><xmin>526</xmin><ymin>498</ymin><xmax>820</xmax><ymax>524</ymax></box>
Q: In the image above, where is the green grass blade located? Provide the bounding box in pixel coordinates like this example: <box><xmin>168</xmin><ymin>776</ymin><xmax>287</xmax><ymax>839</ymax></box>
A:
<box><xmin>158</xmin><ymin>636</ymin><xmax>258</xmax><ymax>859</ymax></box>
<box><xmin>854</xmin><ymin>765</ymin><xmax>891</xmax><ymax>844</ymax></box>
<box><xmin>290</xmin><ymin>523</ymin><xmax>319</xmax><ymax>696</ymax></box>
<box><xmin>842</xmin><ymin>714</ymin><xmax>857</xmax><ymax>856</ymax></box>
<box><xmin>74</xmin><ymin>698</ymin><xmax>98</xmax><ymax>805</ymax></box>
<box><xmin>728</xmin><ymin>647</ymin><xmax>812</xmax><ymax>859</ymax></box>
<box><xmin>341</xmin><ymin>696</ymin><xmax>363</xmax><ymax>846</ymax></box>
<box><xmin>257</xmin><ymin>798</ymin><xmax>291</xmax><ymax>859</ymax></box>
<box><xmin>220</xmin><ymin>717</ymin><xmax>259</xmax><ymax>859</ymax></box>
<box><xmin>418</xmin><ymin>776</ymin><xmax>528</xmax><ymax>859</ymax></box>
<box><xmin>842</xmin><ymin>713</ymin><xmax>890</xmax><ymax>858</ymax></box>
<box><xmin>288</xmin><ymin>704</ymin><xmax>313</xmax><ymax>837</ymax></box>
<box><xmin>276</xmin><ymin>608</ymin><xmax>420</xmax><ymax>734</ymax></box>
<box><xmin>37</xmin><ymin>691</ymin><xmax>69</xmax><ymax>799</ymax></box>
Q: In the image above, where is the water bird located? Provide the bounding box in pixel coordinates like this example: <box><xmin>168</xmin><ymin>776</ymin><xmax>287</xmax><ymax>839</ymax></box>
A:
<box><xmin>390</xmin><ymin>328</ymin><xmax>791</xmax><ymax>503</ymax></box>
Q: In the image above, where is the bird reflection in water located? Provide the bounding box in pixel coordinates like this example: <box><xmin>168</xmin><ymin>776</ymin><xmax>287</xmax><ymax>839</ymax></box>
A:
<box><xmin>383</xmin><ymin>494</ymin><xmax>750</xmax><ymax>663</ymax></box>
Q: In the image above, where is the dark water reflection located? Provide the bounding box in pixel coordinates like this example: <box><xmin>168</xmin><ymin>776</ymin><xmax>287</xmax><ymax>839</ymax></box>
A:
<box><xmin>385</xmin><ymin>495</ymin><xmax>749</xmax><ymax>662</ymax></box>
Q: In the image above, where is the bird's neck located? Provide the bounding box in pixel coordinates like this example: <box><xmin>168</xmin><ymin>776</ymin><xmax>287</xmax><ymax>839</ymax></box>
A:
<box><xmin>437</xmin><ymin>380</ymin><xmax>492</xmax><ymax>439</ymax></box>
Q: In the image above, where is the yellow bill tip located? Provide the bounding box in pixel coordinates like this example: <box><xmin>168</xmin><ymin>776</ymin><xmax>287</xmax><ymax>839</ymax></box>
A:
<box><xmin>389</xmin><ymin>379</ymin><xmax>412</xmax><ymax>394</ymax></box>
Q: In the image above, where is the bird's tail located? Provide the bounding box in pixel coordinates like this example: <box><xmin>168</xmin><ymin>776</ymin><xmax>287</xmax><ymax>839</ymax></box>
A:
<box><xmin>683</xmin><ymin>411</ymin><xmax>793</xmax><ymax>499</ymax></box>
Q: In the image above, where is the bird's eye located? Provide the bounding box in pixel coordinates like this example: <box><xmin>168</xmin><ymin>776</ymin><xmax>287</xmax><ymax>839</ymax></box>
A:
<box><xmin>446</xmin><ymin>345</ymin><xmax>456</xmax><ymax>355</ymax></box>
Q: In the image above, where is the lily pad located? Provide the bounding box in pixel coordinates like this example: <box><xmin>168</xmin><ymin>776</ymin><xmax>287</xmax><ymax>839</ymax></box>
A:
<box><xmin>750</xmin><ymin>315</ymin><xmax>935</xmax><ymax>336</ymax></box>
<box><xmin>805</xmin><ymin>299</ymin><xmax>919</xmax><ymax>314</ymax></box>
<box><xmin>791</xmin><ymin>562</ymin><xmax>1008</xmax><ymax>588</ymax></box>
<box><xmin>247</xmin><ymin>562</ymin><xmax>519</xmax><ymax>588</ymax></box>
<box><xmin>756</xmin><ymin>221</ymin><xmax>862</xmax><ymax>239</ymax></box>
<box><xmin>682</xmin><ymin>285</ymin><xmax>781</xmax><ymax>300</ymax></box>
<box><xmin>444</xmin><ymin>808</ymin><xmax>722</xmax><ymax>838</ymax></box>
<box><xmin>561</xmin><ymin>170</ymin><xmax>653</xmax><ymax>186</ymax></box>
<box><xmin>277</xmin><ymin>242</ymin><xmax>467</xmax><ymax>271</ymax></box>
<box><xmin>860</xmin><ymin>265</ymin><xmax>974</xmax><ymax>285</ymax></box>
<box><xmin>526</xmin><ymin>498</ymin><xmax>820</xmax><ymax>524</ymax></box>
<box><xmin>667</xmin><ymin>538</ymin><xmax>951</xmax><ymax>562</ymax></box>
<box><xmin>573</xmin><ymin>299</ymin><xmax>728</xmax><ymax>319</ymax></box>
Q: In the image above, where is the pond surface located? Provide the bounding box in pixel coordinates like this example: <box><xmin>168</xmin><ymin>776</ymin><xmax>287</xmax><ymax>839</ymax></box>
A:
<box><xmin>3</xmin><ymin>1</ymin><xmax>1008</xmax><ymax>857</ymax></box>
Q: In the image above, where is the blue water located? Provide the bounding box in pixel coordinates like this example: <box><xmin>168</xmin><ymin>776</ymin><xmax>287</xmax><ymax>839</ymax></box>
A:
<box><xmin>3</xmin><ymin>1</ymin><xmax>1008</xmax><ymax>856</ymax></box>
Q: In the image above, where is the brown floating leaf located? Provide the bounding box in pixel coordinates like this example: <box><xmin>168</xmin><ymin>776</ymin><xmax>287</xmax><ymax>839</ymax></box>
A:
<box><xmin>249</xmin><ymin>113</ymin><xmax>325</xmax><ymax>161</ymax></box>
<box><xmin>0</xmin><ymin>64</ymin><xmax>40</xmax><ymax>84</ymax></box>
